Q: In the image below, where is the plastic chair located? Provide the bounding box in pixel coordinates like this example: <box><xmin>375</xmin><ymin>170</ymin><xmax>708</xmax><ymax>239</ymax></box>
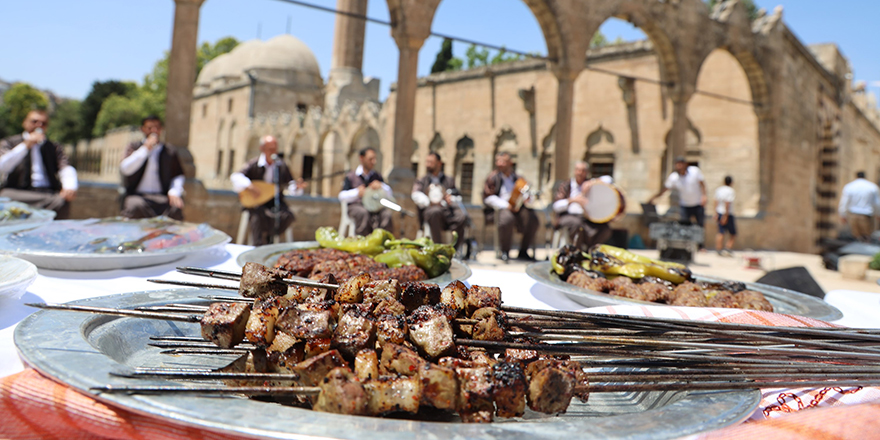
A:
<box><xmin>339</xmin><ymin>200</ymin><xmax>357</xmax><ymax>238</ymax></box>
<box><xmin>236</xmin><ymin>210</ymin><xmax>293</xmax><ymax>245</ymax></box>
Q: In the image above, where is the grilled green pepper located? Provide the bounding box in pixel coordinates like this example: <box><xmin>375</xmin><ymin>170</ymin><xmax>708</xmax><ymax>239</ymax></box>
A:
<box><xmin>315</xmin><ymin>227</ymin><xmax>394</xmax><ymax>256</ymax></box>
<box><xmin>589</xmin><ymin>245</ymin><xmax>692</xmax><ymax>284</ymax></box>
<box><xmin>374</xmin><ymin>234</ymin><xmax>456</xmax><ymax>278</ymax></box>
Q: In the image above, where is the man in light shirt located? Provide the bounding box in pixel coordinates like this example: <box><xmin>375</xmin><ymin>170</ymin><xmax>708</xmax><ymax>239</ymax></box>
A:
<box><xmin>838</xmin><ymin>171</ymin><xmax>880</xmax><ymax>241</ymax></box>
<box><xmin>713</xmin><ymin>176</ymin><xmax>736</xmax><ymax>256</ymax></box>
<box><xmin>231</xmin><ymin>135</ymin><xmax>306</xmax><ymax>245</ymax></box>
<box><xmin>411</xmin><ymin>152</ymin><xmax>467</xmax><ymax>244</ymax></box>
<box><xmin>0</xmin><ymin>109</ymin><xmax>77</xmax><ymax>219</ymax></box>
<box><xmin>649</xmin><ymin>156</ymin><xmax>707</xmax><ymax>227</ymax></box>
<box><xmin>483</xmin><ymin>151</ymin><xmax>538</xmax><ymax>262</ymax></box>
<box><xmin>338</xmin><ymin>147</ymin><xmax>392</xmax><ymax>236</ymax></box>
<box><xmin>119</xmin><ymin>116</ymin><xmax>185</xmax><ymax>220</ymax></box>
<box><xmin>552</xmin><ymin>161</ymin><xmax>613</xmax><ymax>250</ymax></box>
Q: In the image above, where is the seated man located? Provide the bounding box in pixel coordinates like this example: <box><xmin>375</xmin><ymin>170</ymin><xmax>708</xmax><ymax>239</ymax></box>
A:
<box><xmin>0</xmin><ymin>109</ymin><xmax>77</xmax><ymax>219</ymax></box>
<box><xmin>119</xmin><ymin>116</ymin><xmax>185</xmax><ymax>220</ymax></box>
<box><xmin>552</xmin><ymin>161</ymin><xmax>614</xmax><ymax>250</ymax></box>
<box><xmin>231</xmin><ymin>135</ymin><xmax>305</xmax><ymax>245</ymax></box>
<box><xmin>411</xmin><ymin>152</ymin><xmax>467</xmax><ymax>244</ymax></box>
<box><xmin>338</xmin><ymin>147</ymin><xmax>392</xmax><ymax>236</ymax></box>
<box><xmin>483</xmin><ymin>151</ymin><xmax>538</xmax><ymax>262</ymax></box>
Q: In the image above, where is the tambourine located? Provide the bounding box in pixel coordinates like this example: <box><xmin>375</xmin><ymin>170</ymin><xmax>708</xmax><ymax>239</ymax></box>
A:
<box><xmin>583</xmin><ymin>181</ymin><xmax>624</xmax><ymax>224</ymax></box>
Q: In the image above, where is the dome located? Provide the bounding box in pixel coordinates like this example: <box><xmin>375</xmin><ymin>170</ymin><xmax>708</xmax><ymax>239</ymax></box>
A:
<box><xmin>196</xmin><ymin>35</ymin><xmax>322</xmax><ymax>88</ymax></box>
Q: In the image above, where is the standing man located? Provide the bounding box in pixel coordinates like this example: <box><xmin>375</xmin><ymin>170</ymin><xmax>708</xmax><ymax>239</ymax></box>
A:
<box><xmin>483</xmin><ymin>151</ymin><xmax>538</xmax><ymax>262</ymax></box>
<box><xmin>713</xmin><ymin>176</ymin><xmax>737</xmax><ymax>256</ymax></box>
<box><xmin>649</xmin><ymin>156</ymin><xmax>707</xmax><ymax>227</ymax></box>
<box><xmin>231</xmin><ymin>135</ymin><xmax>305</xmax><ymax>245</ymax></box>
<box><xmin>839</xmin><ymin>171</ymin><xmax>880</xmax><ymax>241</ymax></box>
<box><xmin>0</xmin><ymin>109</ymin><xmax>78</xmax><ymax>219</ymax></box>
<box><xmin>411</xmin><ymin>152</ymin><xmax>467</xmax><ymax>244</ymax></box>
<box><xmin>338</xmin><ymin>147</ymin><xmax>392</xmax><ymax>236</ymax></box>
<box><xmin>552</xmin><ymin>161</ymin><xmax>613</xmax><ymax>250</ymax></box>
<box><xmin>119</xmin><ymin>116</ymin><xmax>185</xmax><ymax>220</ymax></box>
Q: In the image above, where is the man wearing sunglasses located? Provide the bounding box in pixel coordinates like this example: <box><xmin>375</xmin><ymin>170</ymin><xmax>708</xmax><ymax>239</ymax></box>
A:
<box><xmin>0</xmin><ymin>109</ymin><xmax>78</xmax><ymax>218</ymax></box>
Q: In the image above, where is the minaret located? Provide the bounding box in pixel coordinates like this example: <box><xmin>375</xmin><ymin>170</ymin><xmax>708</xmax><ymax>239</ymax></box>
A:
<box><xmin>325</xmin><ymin>0</ymin><xmax>378</xmax><ymax>109</ymax></box>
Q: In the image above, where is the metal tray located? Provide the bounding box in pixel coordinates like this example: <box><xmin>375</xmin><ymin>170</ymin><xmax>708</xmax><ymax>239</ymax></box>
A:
<box><xmin>0</xmin><ymin>200</ymin><xmax>56</xmax><ymax>234</ymax></box>
<box><xmin>15</xmin><ymin>288</ymin><xmax>760</xmax><ymax>440</ymax></box>
<box><xmin>236</xmin><ymin>241</ymin><xmax>472</xmax><ymax>286</ymax></box>
<box><xmin>0</xmin><ymin>218</ymin><xmax>231</xmax><ymax>271</ymax></box>
<box><xmin>526</xmin><ymin>261</ymin><xmax>843</xmax><ymax>322</ymax></box>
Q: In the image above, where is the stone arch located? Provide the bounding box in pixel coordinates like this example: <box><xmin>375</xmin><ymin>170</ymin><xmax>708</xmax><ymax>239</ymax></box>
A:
<box><xmin>351</xmin><ymin>125</ymin><xmax>382</xmax><ymax>173</ymax></box>
<box><xmin>493</xmin><ymin>128</ymin><xmax>519</xmax><ymax>158</ymax></box>
<box><xmin>585</xmin><ymin>125</ymin><xmax>616</xmax><ymax>178</ymax></box>
<box><xmin>604</xmin><ymin>3</ymin><xmax>683</xmax><ymax>93</ymax></box>
<box><xmin>454</xmin><ymin>135</ymin><xmax>475</xmax><ymax>203</ymax></box>
<box><xmin>319</xmin><ymin>130</ymin><xmax>346</xmax><ymax>197</ymax></box>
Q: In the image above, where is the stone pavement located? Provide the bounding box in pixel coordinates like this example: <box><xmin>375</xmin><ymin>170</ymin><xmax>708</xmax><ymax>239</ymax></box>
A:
<box><xmin>466</xmin><ymin>247</ymin><xmax>880</xmax><ymax>294</ymax></box>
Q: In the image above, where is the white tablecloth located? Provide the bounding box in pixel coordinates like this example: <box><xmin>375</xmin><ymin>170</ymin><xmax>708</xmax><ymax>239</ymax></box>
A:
<box><xmin>1</xmin><ymin>244</ymin><xmax>878</xmax><ymax>379</ymax></box>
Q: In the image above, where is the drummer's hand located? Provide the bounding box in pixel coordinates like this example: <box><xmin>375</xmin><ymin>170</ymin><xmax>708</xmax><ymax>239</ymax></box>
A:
<box><xmin>357</xmin><ymin>184</ymin><xmax>366</xmax><ymax>198</ymax></box>
<box><xmin>169</xmin><ymin>194</ymin><xmax>184</xmax><ymax>209</ymax></box>
<box><xmin>368</xmin><ymin>180</ymin><xmax>383</xmax><ymax>190</ymax></box>
<box><xmin>571</xmin><ymin>195</ymin><xmax>588</xmax><ymax>207</ymax></box>
<box><xmin>60</xmin><ymin>188</ymin><xmax>76</xmax><ymax>202</ymax></box>
<box><xmin>444</xmin><ymin>193</ymin><xmax>453</xmax><ymax>205</ymax></box>
<box><xmin>244</xmin><ymin>184</ymin><xmax>260</xmax><ymax>197</ymax></box>
<box><xmin>296</xmin><ymin>178</ymin><xmax>309</xmax><ymax>190</ymax></box>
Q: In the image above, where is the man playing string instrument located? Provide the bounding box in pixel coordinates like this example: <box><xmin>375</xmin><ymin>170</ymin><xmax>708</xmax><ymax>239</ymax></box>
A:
<box><xmin>411</xmin><ymin>152</ymin><xmax>467</xmax><ymax>245</ymax></box>
<box><xmin>483</xmin><ymin>151</ymin><xmax>538</xmax><ymax>262</ymax></box>
<box><xmin>552</xmin><ymin>161</ymin><xmax>620</xmax><ymax>250</ymax></box>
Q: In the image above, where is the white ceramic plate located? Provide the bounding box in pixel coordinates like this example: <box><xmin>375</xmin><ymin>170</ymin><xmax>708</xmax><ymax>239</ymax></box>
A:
<box><xmin>0</xmin><ymin>255</ymin><xmax>37</xmax><ymax>301</ymax></box>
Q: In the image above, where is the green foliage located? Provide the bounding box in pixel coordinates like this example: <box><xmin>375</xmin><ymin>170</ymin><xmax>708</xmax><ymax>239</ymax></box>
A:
<box><xmin>2</xmin><ymin>83</ymin><xmax>49</xmax><ymax>129</ymax></box>
<box><xmin>490</xmin><ymin>47</ymin><xmax>522</xmax><ymax>65</ymax></box>
<box><xmin>871</xmin><ymin>253</ymin><xmax>880</xmax><ymax>271</ymax></box>
<box><xmin>80</xmin><ymin>80</ymin><xmax>138</xmax><ymax>139</ymax></box>
<box><xmin>197</xmin><ymin>37</ymin><xmax>239</xmax><ymax>73</ymax></box>
<box><xmin>706</xmin><ymin>0</ymin><xmax>759</xmax><ymax>21</ymax></box>
<box><xmin>591</xmin><ymin>31</ymin><xmax>608</xmax><ymax>49</ymax></box>
<box><xmin>431</xmin><ymin>38</ymin><xmax>456</xmax><ymax>74</ymax></box>
<box><xmin>46</xmin><ymin>99</ymin><xmax>83</xmax><ymax>145</ymax></box>
<box><xmin>92</xmin><ymin>93</ymin><xmax>146</xmax><ymax>137</ymax></box>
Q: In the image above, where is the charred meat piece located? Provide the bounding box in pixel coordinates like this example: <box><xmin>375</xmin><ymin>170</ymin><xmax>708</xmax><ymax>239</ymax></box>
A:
<box><xmin>239</xmin><ymin>262</ymin><xmax>288</xmax><ymax>299</ymax></box>
<box><xmin>736</xmin><ymin>290</ymin><xmax>774</xmax><ymax>312</ymax></box>
<box><xmin>332</xmin><ymin>307</ymin><xmax>377</xmax><ymax>359</ymax></box>
<box><xmin>637</xmin><ymin>282</ymin><xmax>671</xmax><ymax>302</ymax></box>
<box><xmin>440</xmin><ymin>281</ymin><xmax>468</xmax><ymax>315</ymax></box>
<box><xmin>363</xmin><ymin>279</ymin><xmax>401</xmax><ymax>304</ymax></box>
<box><xmin>292</xmin><ymin>349</ymin><xmax>349</xmax><ymax>386</ymax></box>
<box><xmin>526</xmin><ymin>363</ymin><xmax>577</xmax><ymax>414</ymax></box>
<box><xmin>707</xmin><ymin>291</ymin><xmax>739</xmax><ymax>308</ymax></box>
<box><xmin>274</xmin><ymin>248</ymin><xmax>353</xmax><ymax>276</ymax></box>
<box><xmin>471</xmin><ymin>308</ymin><xmax>507</xmax><ymax>341</ymax></box>
<box><xmin>608</xmin><ymin>284</ymin><xmax>650</xmax><ymax>302</ymax></box>
<box><xmin>609</xmin><ymin>276</ymin><xmax>635</xmax><ymax>288</ymax></box>
<box><xmin>245</xmin><ymin>296</ymin><xmax>287</xmax><ymax>348</ymax></box>
<box><xmin>379</xmin><ymin>343</ymin><xmax>426</xmax><ymax>376</ymax></box>
<box><xmin>368</xmin><ymin>266</ymin><xmax>428</xmax><ymax>283</ymax></box>
<box><xmin>418</xmin><ymin>363</ymin><xmax>459</xmax><ymax>411</ymax></box>
<box><xmin>400</xmin><ymin>282</ymin><xmax>442</xmax><ymax>312</ymax></box>
<box><xmin>276</xmin><ymin>302</ymin><xmax>335</xmax><ymax>339</ymax></box>
<box><xmin>219</xmin><ymin>349</ymin><xmax>270</xmax><ymax>386</ymax></box>
<box><xmin>466</xmin><ymin>286</ymin><xmax>502</xmax><ymax>316</ymax></box>
<box><xmin>408</xmin><ymin>305</ymin><xmax>456</xmax><ymax>359</ymax></box>
<box><xmin>566</xmin><ymin>271</ymin><xmax>610</xmax><ymax>292</ymax></box>
<box><xmin>504</xmin><ymin>344</ymin><xmax>539</xmax><ymax>365</ymax></box>
<box><xmin>313</xmin><ymin>367</ymin><xmax>369</xmax><ymax>415</ymax></box>
<box><xmin>372</xmin><ymin>298</ymin><xmax>406</xmax><ymax>317</ymax></box>
<box><xmin>699</xmin><ymin>280</ymin><xmax>747</xmax><ymax>294</ymax></box>
<box><xmin>355</xmin><ymin>348</ymin><xmax>379</xmax><ymax>380</ymax></box>
<box><xmin>364</xmin><ymin>376</ymin><xmax>422</xmax><ymax>415</ymax></box>
<box><xmin>455</xmin><ymin>366</ymin><xmax>494</xmax><ymax>422</ymax></box>
<box><xmin>669</xmin><ymin>282</ymin><xmax>709</xmax><ymax>307</ymax></box>
<box><xmin>375</xmin><ymin>314</ymin><xmax>408</xmax><ymax>349</ymax></box>
<box><xmin>335</xmin><ymin>272</ymin><xmax>371</xmax><ymax>304</ymax></box>
<box><xmin>201</xmin><ymin>302</ymin><xmax>251</xmax><ymax>348</ymax></box>
<box><xmin>491</xmin><ymin>361</ymin><xmax>527</xmax><ymax>418</ymax></box>
<box><xmin>266</xmin><ymin>331</ymin><xmax>304</xmax><ymax>373</ymax></box>
<box><xmin>468</xmin><ymin>350</ymin><xmax>496</xmax><ymax>366</ymax></box>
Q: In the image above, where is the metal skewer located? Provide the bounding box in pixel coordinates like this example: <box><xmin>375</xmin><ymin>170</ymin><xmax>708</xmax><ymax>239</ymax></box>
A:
<box><xmin>175</xmin><ymin>266</ymin><xmax>339</xmax><ymax>291</ymax></box>
<box><xmin>25</xmin><ymin>303</ymin><xmax>200</xmax><ymax>322</ymax></box>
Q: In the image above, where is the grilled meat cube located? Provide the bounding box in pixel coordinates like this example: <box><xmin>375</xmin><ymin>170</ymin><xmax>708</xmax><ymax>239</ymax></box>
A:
<box><xmin>201</xmin><ymin>302</ymin><xmax>251</xmax><ymax>348</ymax></box>
<box><xmin>305</xmin><ymin>338</ymin><xmax>332</xmax><ymax>358</ymax></box>
<box><xmin>471</xmin><ymin>307</ymin><xmax>507</xmax><ymax>341</ymax></box>
<box><xmin>636</xmin><ymin>282</ymin><xmax>671</xmax><ymax>302</ymax></box>
<box><xmin>372</xmin><ymin>298</ymin><xmax>406</xmax><ymax>317</ymax></box>
<box><xmin>418</xmin><ymin>363</ymin><xmax>459</xmax><ymax>410</ymax></box>
<box><xmin>466</xmin><ymin>285</ymin><xmax>502</xmax><ymax>316</ymax></box>
<box><xmin>266</xmin><ymin>331</ymin><xmax>304</xmax><ymax>373</ymax></box>
<box><xmin>400</xmin><ymin>282</ymin><xmax>442</xmax><ymax>312</ymax></box>
<box><xmin>375</xmin><ymin>314</ymin><xmax>408</xmax><ymax>349</ymax></box>
<box><xmin>333</xmin><ymin>308</ymin><xmax>377</xmax><ymax>359</ymax></box>
<box><xmin>240</xmin><ymin>262</ymin><xmax>288</xmax><ymax>299</ymax></box>
<box><xmin>245</xmin><ymin>296</ymin><xmax>287</xmax><ymax>347</ymax></box>
<box><xmin>364</xmin><ymin>376</ymin><xmax>422</xmax><ymax>415</ymax></box>
<box><xmin>736</xmin><ymin>290</ymin><xmax>774</xmax><ymax>312</ymax></box>
<box><xmin>455</xmin><ymin>365</ymin><xmax>494</xmax><ymax>420</ymax></box>
<box><xmin>379</xmin><ymin>343</ymin><xmax>426</xmax><ymax>376</ymax></box>
<box><xmin>335</xmin><ymin>272</ymin><xmax>371</xmax><ymax>304</ymax></box>
<box><xmin>468</xmin><ymin>350</ymin><xmax>496</xmax><ymax>366</ymax></box>
<box><xmin>363</xmin><ymin>279</ymin><xmax>401</xmax><ymax>304</ymax></box>
<box><xmin>527</xmin><ymin>365</ymin><xmax>576</xmax><ymax>414</ymax></box>
<box><xmin>355</xmin><ymin>348</ymin><xmax>379</xmax><ymax>380</ymax></box>
<box><xmin>285</xmin><ymin>284</ymin><xmax>312</xmax><ymax>303</ymax></box>
<box><xmin>707</xmin><ymin>291</ymin><xmax>739</xmax><ymax>308</ymax></box>
<box><xmin>219</xmin><ymin>349</ymin><xmax>270</xmax><ymax>386</ymax></box>
<box><xmin>274</xmin><ymin>248</ymin><xmax>351</xmax><ymax>276</ymax></box>
<box><xmin>408</xmin><ymin>305</ymin><xmax>456</xmax><ymax>359</ymax></box>
<box><xmin>438</xmin><ymin>357</ymin><xmax>474</xmax><ymax>369</ymax></box>
<box><xmin>313</xmin><ymin>367</ymin><xmax>369</xmax><ymax>415</ymax></box>
<box><xmin>566</xmin><ymin>271</ymin><xmax>610</xmax><ymax>292</ymax></box>
<box><xmin>276</xmin><ymin>302</ymin><xmax>335</xmax><ymax>339</ymax></box>
<box><xmin>504</xmin><ymin>344</ymin><xmax>539</xmax><ymax>364</ymax></box>
<box><xmin>610</xmin><ymin>276</ymin><xmax>635</xmax><ymax>288</ymax></box>
<box><xmin>669</xmin><ymin>290</ymin><xmax>709</xmax><ymax>307</ymax></box>
<box><xmin>440</xmin><ymin>280</ymin><xmax>468</xmax><ymax>315</ymax></box>
<box><xmin>608</xmin><ymin>283</ymin><xmax>652</xmax><ymax>302</ymax></box>
<box><xmin>292</xmin><ymin>349</ymin><xmax>349</xmax><ymax>386</ymax></box>
<box><xmin>492</xmin><ymin>361</ymin><xmax>527</xmax><ymax>418</ymax></box>
<box><xmin>459</xmin><ymin>407</ymin><xmax>494</xmax><ymax>424</ymax></box>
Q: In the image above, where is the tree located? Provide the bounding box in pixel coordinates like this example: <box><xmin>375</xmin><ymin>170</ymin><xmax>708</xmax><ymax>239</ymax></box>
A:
<box><xmin>489</xmin><ymin>47</ymin><xmax>522</xmax><ymax>65</ymax></box>
<box><xmin>47</xmin><ymin>99</ymin><xmax>83</xmax><ymax>145</ymax></box>
<box><xmin>707</xmin><ymin>0</ymin><xmax>759</xmax><ymax>21</ymax></box>
<box><xmin>465</xmin><ymin>44</ymin><xmax>490</xmax><ymax>69</ymax></box>
<box><xmin>590</xmin><ymin>31</ymin><xmax>608</xmax><ymax>49</ymax></box>
<box><xmin>197</xmin><ymin>37</ymin><xmax>239</xmax><ymax>73</ymax></box>
<box><xmin>431</xmin><ymin>38</ymin><xmax>455</xmax><ymax>73</ymax></box>
<box><xmin>1</xmin><ymin>83</ymin><xmax>49</xmax><ymax>130</ymax></box>
<box><xmin>92</xmin><ymin>93</ymin><xmax>146</xmax><ymax>137</ymax></box>
<box><xmin>80</xmin><ymin>80</ymin><xmax>137</xmax><ymax>139</ymax></box>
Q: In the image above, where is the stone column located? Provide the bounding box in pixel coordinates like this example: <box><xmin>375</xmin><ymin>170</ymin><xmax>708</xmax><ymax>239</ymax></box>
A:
<box><xmin>386</xmin><ymin>35</ymin><xmax>424</xmax><ymax>195</ymax></box>
<box><xmin>325</xmin><ymin>0</ymin><xmax>371</xmax><ymax>109</ymax></box>
<box><xmin>667</xmin><ymin>96</ymin><xmax>691</xmax><ymax>169</ymax></box>
<box><xmin>165</xmin><ymin>0</ymin><xmax>205</xmax><ymax>178</ymax></box>
<box><xmin>552</xmin><ymin>68</ymin><xmax>578</xmax><ymax>182</ymax></box>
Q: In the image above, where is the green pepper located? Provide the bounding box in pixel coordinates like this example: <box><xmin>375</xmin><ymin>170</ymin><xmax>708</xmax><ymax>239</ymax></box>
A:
<box><xmin>589</xmin><ymin>245</ymin><xmax>691</xmax><ymax>284</ymax></box>
<box><xmin>373</xmin><ymin>248</ymin><xmax>418</xmax><ymax>267</ymax></box>
<box><xmin>315</xmin><ymin>227</ymin><xmax>394</xmax><ymax>256</ymax></box>
<box><xmin>373</xmin><ymin>235</ymin><xmax>455</xmax><ymax>278</ymax></box>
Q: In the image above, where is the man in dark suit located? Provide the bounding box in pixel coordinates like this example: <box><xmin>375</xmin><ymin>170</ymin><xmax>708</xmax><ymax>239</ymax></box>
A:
<box><xmin>338</xmin><ymin>147</ymin><xmax>392</xmax><ymax>236</ymax></box>
<box><xmin>483</xmin><ymin>151</ymin><xmax>538</xmax><ymax>261</ymax></box>
<box><xmin>0</xmin><ymin>109</ymin><xmax>78</xmax><ymax>219</ymax></box>
<box><xmin>231</xmin><ymin>135</ymin><xmax>305</xmax><ymax>245</ymax></box>
<box><xmin>119</xmin><ymin>116</ymin><xmax>185</xmax><ymax>220</ymax></box>
<box><xmin>411</xmin><ymin>152</ymin><xmax>467</xmax><ymax>244</ymax></box>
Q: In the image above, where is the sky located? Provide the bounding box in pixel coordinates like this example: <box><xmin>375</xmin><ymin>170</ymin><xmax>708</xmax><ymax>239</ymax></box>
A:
<box><xmin>1</xmin><ymin>0</ymin><xmax>878</xmax><ymax>103</ymax></box>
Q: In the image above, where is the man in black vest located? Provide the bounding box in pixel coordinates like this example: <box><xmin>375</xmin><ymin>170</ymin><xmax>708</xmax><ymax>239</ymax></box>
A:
<box><xmin>119</xmin><ymin>116</ymin><xmax>185</xmax><ymax>220</ymax></box>
<box><xmin>411</xmin><ymin>152</ymin><xmax>467</xmax><ymax>244</ymax></box>
<box><xmin>338</xmin><ymin>147</ymin><xmax>392</xmax><ymax>236</ymax></box>
<box><xmin>0</xmin><ymin>109</ymin><xmax>78</xmax><ymax>219</ymax></box>
<box><xmin>231</xmin><ymin>135</ymin><xmax>305</xmax><ymax>245</ymax></box>
<box><xmin>483</xmin><ymin>152</ymin><xmax>539</xmax><ymax>261</ymax></box>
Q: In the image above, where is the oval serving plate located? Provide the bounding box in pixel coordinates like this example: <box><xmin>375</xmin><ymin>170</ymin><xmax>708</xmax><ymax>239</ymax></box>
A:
<box><xmin>0</xmin><ymin>200</ymin><xmax>56</xmax><ymax>235</ymax></box>
<box><xmin>526</xmin><ymin>261</ymin><xmax>843</xmax><ymax>322</ymax></box>
<box><xmin>15</xmin><ymin>288</ymin><xmax>759</xmax><ymax>440</ymax></box>
<box><xmin>0</xmin><ymin>255</ymin><xmax>38</xmax><ymax>301</ymax></box>
<box><xmin>0</xmin><ymin>217</ymin><xmax>231</xmax><ymax>271</ymax></box>
<box><xmin>236</xmin><ymin>241</ymin><xmax>472</xmax><ymax>286</ymax></box>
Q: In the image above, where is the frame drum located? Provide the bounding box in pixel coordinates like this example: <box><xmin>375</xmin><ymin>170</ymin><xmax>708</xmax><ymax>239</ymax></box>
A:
<box><xmin>583</xmin><ymin>181</ymin><xmax>622</xmax><ymax>223</ymax></box>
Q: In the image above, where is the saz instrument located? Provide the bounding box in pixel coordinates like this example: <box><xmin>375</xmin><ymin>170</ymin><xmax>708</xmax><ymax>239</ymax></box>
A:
<box><xmin>582</xmin><ymin>180</ymin><xmax>625</xmax><ymax>224</ymax></box>
<box><xmin>239</xmin><ymin>181</ymin><xmax>278</xmax><ymax>209</ymax></box>
<box><xmin>508</xmin><ymin>178</ymin><xmax>531</xmax><ymax>213</ymax></box>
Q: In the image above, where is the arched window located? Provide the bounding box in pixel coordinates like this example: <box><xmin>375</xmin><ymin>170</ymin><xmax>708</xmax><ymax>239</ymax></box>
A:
<box><xmin>585</xmin><ymin>126</ymin><xmax>616</xmax><ymax>179</ymax></box>
<box><xmin>455</xmin><ymin>135</ymin><xmax>475</xmax><ymax>203</ymax></box>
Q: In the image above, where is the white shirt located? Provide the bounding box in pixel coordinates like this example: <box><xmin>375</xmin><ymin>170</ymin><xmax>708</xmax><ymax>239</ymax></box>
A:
<box><xmin>714</xmin><ymin>185</ymin><xmax>735</xmax><ymax>215</ymax></box>
<box><xmin>552</xmin><ymin>178</ymin><xmax>586</xmax><ymax>215</ymax></box>
<box><xmin>839</xmin><ymin>178</ymin><xmax>880</xmax><ymax>217</ymax></box>
<box><xmin>119</xmin><ymin>142</ymin><xmax>184</xmax><ymax>197</ymax></box>
<box><xmin>665</xmin><ymin>166</ymin><xmax>704</xmax><ymax>207</ymax></box>
<box><xmin>230</xmin><ymin>154</ymin><xmax>303</xmax><ymax>195</ymax></box>
<box><xmin>0</xmin><ymin>131</ymin><xmax>78</xmax><ymax>190</ymax></box>
<box><xmin>337</xmin><ymin>165</ymin><xmax>392</xmax><ymax>203</ymax></box>
<box><xmin>411</xmin><ymin>174</ymin><xmax>444</xmax><ymax>209</ymax></box>
<box><xmin>484</xmin><ymin>172</ymin><xmax>517</xmax><ymax>210</ymax></box>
